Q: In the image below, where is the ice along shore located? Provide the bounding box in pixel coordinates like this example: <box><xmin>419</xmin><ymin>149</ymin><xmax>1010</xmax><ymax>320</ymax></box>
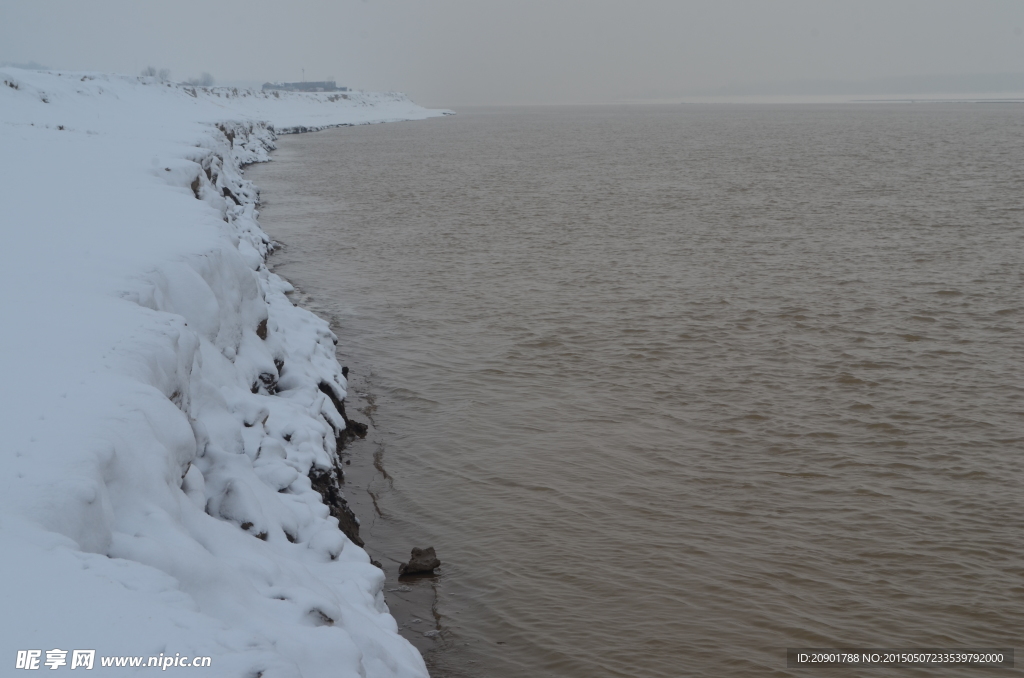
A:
<box><xmin>0</xmin><ymin>68</ymin><xmax>448</xmax><ymax>677</ymax></box>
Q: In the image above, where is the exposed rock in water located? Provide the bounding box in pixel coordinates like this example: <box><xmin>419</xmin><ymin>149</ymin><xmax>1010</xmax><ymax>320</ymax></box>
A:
<box><xmin>346</xmin><ymin>419</ymin><xmax>368</xmax><ymax>439</ymax></box>
<box><xmin>308</xmin><ymin>464</ymin><xmax>364</xmax><ymax>546</ymax></box>
<box><xmin>399</xmin><ymin>547</ymin><xmax>441</xmax><ymax>577</ymax></box>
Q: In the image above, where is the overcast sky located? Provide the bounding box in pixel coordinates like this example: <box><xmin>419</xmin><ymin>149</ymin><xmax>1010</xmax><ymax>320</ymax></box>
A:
<box><xmin>2</xmin><ymin>0</ymin><xmax>1023</xmax><ymax>105</ymax></box>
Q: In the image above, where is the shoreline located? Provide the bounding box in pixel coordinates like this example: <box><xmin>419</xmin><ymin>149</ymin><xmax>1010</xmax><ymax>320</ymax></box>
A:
<box><xmin>260</xmin><ymin>191</ymin><xmax>453</xmax><ymax>665</ymax></box>
<box><xmin>246</xmin><ymin>124</ymin><xmax>494</xmax><ymax>678</ymax></box>
<box><xmin>1</xmin><ymin>68</ymin><xmax>447</xmax><ymax>677</ymax></box>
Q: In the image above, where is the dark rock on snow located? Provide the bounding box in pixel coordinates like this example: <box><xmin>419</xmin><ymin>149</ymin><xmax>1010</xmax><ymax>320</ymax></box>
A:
<box><xmin>308</xmin><ymin>465</ymin><xmax>364</xmax><ymax>547</ymax></box>
<box><xmin>317</xmin><ymin>380</ymin><xmax>368</xmax><ymax>449</ymax></box>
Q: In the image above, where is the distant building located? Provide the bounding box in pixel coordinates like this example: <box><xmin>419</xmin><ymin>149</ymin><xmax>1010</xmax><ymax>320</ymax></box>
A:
<box><xmin>262</xmin><ymin>81</ymin><xmax>347</xmax><ymax>93</ymax></box>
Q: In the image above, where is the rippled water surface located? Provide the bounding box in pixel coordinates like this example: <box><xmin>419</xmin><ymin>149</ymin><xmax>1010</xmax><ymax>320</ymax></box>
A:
<box><xmin>247</xmin><ymin>105</ymin><xmax>1023</xmax><ymax>677</ymax></box>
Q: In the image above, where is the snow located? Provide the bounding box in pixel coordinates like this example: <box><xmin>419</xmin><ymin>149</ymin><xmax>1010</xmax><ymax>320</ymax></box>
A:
<box><xmin>0</xmin><ymin>69</ymin><xmax>447</xmax><ymax>676</ymax></box>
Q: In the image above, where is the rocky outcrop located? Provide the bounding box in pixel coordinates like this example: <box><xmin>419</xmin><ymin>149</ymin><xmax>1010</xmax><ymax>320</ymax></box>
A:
<box><xmin>309</xmin><ymin>464</ymin><xmax>364</xmax><ymax>547</ymax></box>
<box><xmin>399</xmin><ymin>547</ymin><xmax>441</xmax><ymax>576</ymax></box>
<box><xmin>318</xmin><ymin>379</ymin><xmax>369</xmax><ymax>449</ymax></box>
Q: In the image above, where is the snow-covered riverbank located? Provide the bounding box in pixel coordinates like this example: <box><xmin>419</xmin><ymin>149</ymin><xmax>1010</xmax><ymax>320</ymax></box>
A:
<box><xmin>0</xmin><ymin>69</ymin><xmax>447</xmax><ymax>677</ymax></box>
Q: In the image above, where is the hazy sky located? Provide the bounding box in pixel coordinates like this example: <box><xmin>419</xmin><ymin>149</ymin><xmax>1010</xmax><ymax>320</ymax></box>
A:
<box><xmin>2</xmin><ymin>0</ymin><xmax>1023</xmax><ymax>105</ymax></box>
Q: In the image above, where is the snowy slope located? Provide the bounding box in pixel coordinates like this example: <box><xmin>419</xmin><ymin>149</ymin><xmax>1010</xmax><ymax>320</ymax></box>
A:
<box><xmin>0</xmin><ymin>69</ymin><xmax>446</xmax><ymax>677</ymax></box>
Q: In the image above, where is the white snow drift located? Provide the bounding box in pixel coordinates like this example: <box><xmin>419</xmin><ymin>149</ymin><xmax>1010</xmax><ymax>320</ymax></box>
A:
<box><xmin>0</xmin><ymin>69</ymin><xmax>446</xmax><ymax>677</ymax></box>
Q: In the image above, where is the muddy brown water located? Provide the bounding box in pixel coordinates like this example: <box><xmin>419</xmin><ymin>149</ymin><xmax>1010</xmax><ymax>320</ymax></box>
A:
<box><xmin>247</xmin><ymin>105</ymin><xmax>1023</xmax><ymax>677</ymax></box>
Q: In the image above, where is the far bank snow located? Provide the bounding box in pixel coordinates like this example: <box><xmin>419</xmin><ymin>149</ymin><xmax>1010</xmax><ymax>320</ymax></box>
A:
<box><xmin>0</xmin><ymin>69</ymin><xmax>448</xmax><ymax>677</ymax></box>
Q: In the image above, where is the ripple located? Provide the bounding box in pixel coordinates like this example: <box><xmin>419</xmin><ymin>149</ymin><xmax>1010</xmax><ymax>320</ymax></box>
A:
<box><xmin>250</xmin><ymin>103</ymin><xmax>1024</xmax><ymax>678</ymax></box>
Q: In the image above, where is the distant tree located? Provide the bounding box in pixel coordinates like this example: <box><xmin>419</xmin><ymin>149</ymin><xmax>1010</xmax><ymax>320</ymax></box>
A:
<box><xmin>186</xmin><ymin>72</ymin><xmax>215</xmax><ymax>87</ymax></box>
<box><xmin>140</xmin><ymin>66</ymin><xmax>172</xmax><ymax>82</ymax></box>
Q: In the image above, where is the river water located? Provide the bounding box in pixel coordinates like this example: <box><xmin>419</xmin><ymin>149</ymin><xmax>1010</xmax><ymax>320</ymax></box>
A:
<box><xmin>246</xmin><ymin>104</ymin><xmax>1023</xmax><ymax>677</ymax></box>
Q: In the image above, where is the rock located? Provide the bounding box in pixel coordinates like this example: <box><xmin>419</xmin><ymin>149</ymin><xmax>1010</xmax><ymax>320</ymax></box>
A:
<box><xmin>317</xmin><ymin>380</ymin><xmax>369</xmax><ymax>450</ymax></box>
<box><xmin>222</xmin><ymin>185</ymin><xmax>242</xmax><ymax>205</ymax></box>
<box><xmin>309</xmin><ymin>609</ymin><xmax>334</xmax><ymax>627</ymax></box>
<box><xmin>308</xmin><ymin>466</ymin><xmax>364</xmax><ymax>546</ymax></box>
<box><xmin>398</xmin><ymin>547</ymin><xmax>441</xmax><ymax>576</ymax></box>
<box><xmin>347</xmin><ymin>419</ymin><xmax>368</xmax><ymax>438</ymax></box>
<box><xmin>257</xmin><ymin>371</ymin><xmax>278</xmax><ymax>395</ymax></box>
